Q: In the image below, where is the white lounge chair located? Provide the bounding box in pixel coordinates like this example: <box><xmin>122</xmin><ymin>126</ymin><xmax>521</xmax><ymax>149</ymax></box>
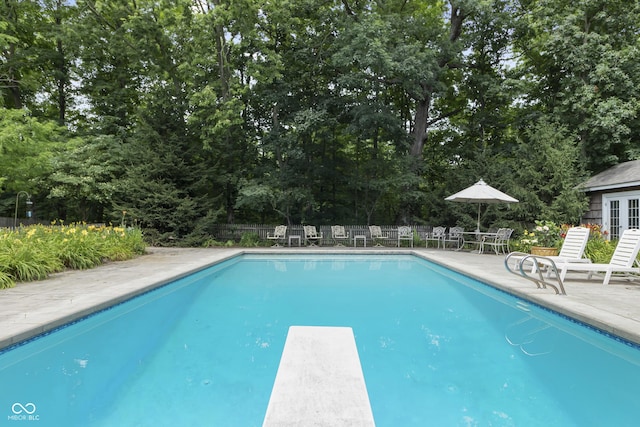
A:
<box><xmin>551</xmin><ymin>226</ymin><xmax>591</xmax><ymax>262</ymax></box>
<box><xmin>556</xmin><ymin>228</ymin><xmax>640</xmax><ymax>285</ymax></box>
<box><xmin>303</xmin><ymin>225</ymin><xmax>323</xmax><ymax>246</ymax></box>
<box><xmin>331</xmin><ymin>225</ymin><xmax>350</xmax><ymax>246</ymax></box>
<box><xmin>397</xmin><ymin>226</ymin><xmax>413</xmax><ymax>247</ymax></box>
<box><xmin>369</xmin><ymin>225</ymin><xmax>389</xmax><ymax>247</ymax></box>
<box><xmin>267</xmin><ymin>225</ymin><xmax>287</xmax><ymax>247</ymax></box>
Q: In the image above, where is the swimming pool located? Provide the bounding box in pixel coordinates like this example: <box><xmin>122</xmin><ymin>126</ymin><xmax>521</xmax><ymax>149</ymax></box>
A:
<box><xmin>1</xmin><ymin>254</ymin><xmax>639</xmax><ymax>426</ymax></box>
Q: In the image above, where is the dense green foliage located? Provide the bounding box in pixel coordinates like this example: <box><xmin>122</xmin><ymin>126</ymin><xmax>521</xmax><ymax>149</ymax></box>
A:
<box><xmin>0</xmin><ymin>223</ymin><xmax>146</xmax><ymax>288</ymax></box>
<box><xmin>2</xmin><ymin>0</ymin><xmax>639</xmax><ymax>244</ymax></box>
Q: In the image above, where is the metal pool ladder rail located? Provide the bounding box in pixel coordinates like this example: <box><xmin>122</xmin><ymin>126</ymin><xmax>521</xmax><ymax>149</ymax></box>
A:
<box><xmin>504</xmin><ymin>252</ymin><xmax>567</xmax><ymax>295</ymax></box>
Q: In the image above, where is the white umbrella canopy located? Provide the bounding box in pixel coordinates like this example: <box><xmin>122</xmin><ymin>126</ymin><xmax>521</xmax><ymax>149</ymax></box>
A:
<box><xmin>445</xmin><ymin>179</ymin><xmax>518</xmax><ymax>231</ymax></box>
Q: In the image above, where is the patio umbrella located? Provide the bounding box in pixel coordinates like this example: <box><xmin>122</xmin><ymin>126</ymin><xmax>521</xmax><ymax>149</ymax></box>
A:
<box><xmin>445</xmin><ymin>179</ymin><xmax>519</xmax><ymax>231</ymax></box>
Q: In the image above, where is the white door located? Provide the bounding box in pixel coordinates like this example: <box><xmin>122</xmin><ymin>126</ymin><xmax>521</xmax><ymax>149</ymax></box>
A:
<box><xmin>603</xmin><ymin>191</ymin><xmax>640</xmax><ymax>240</ymax></box>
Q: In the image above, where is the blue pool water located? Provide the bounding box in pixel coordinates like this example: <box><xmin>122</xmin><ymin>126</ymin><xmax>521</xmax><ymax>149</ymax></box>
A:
<box><xmin>1</xmin><ymin>254</ymin><xmax>640</xmax><ymax>426</ymax></box>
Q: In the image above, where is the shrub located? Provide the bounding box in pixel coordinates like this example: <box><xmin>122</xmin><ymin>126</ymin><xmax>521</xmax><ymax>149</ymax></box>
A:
<box><xmin>0</xmin><ymin>228</ymin><xmax>64</xmax><ymax>283</ymax></box>
<box><xmin>200</xmin><ymin>238</ymin><xmax>226</xmax><ymax>247</ymax></box>
<box><xmin>101</xmin><ymin>227</ymin><xmax>146</xmax><ymax>261</ymax></box>
<box><xmin>49</xmin><ymin>226</ymin><xmax>106</xmax><ymax>269</ymax></box>
<box><xmin>0</xmin><ymin>223</ymin><xmax>146</xmax><ymax>287</ymax></box>
<box><xmin>584</xmin><ymin>234</ymin><xmax>615</xmax><ymax>263</ymax></box>
<box><xmin>239</xmin><ymin>232</ymin><xmax>261</xmax><ymax>247</ymax></box>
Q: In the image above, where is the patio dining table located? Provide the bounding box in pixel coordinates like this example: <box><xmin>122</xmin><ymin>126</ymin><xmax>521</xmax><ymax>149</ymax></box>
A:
<box><xmin>462</xmin><ymin>231</ymin><xmax>498</xmax><ymax>253</ymax></box>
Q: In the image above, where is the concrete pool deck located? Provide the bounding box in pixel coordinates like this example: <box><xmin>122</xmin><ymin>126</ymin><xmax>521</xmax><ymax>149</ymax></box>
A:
<box><xmin>2</xmin><ymin>246</ymin><xmax>640</xmax><ymax>350</ymax></box>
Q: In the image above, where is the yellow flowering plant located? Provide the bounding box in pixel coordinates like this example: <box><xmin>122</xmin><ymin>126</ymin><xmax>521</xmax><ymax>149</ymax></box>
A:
<box><xmin>0</xmin><ymin>223</ymin><xmax>145</xmax><ymax>289</ymax></box>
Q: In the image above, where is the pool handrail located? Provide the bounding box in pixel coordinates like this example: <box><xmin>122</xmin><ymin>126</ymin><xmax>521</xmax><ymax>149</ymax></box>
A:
<box><xmin>505</xmin><ymin>251</ymin><xmax>567</xmax><ymax>295</ymax></box>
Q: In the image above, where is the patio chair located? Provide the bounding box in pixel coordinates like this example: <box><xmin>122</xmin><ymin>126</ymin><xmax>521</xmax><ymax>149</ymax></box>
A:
<box><xmin>425</xmin><ymin>226</ymin><xmax>446</xmax><ymax>248</ymax></box>
<box><xmin>442</xmin><ymin>227</ymin><xmax>465</xmax><ymax>250</ymax></box>
<box><xmin>481</xmin><ymin>228</ymin><xmax>514</xmax><ymax>254</ymax></box>
<box><xmin>369</xmin><ymin>225</ymin><xmax>389</xmax><ymax>247</ymax></box>
<box><xmin>553</xmin><ymin>228</ymin><xmax>640</xmax><ymax>285</ymax></box>
<box><xmin>331</xmin><ymin>225</ymin><xmax>350</xmax><ymax>246</ymax></box>
<box><xmin>397</xmin><ymin>226</ymin><xmax>413</xmax><ymax>247</ymax></box>
<box><xmin>267</xmin><ymin>225</ymin><xmax>287</xmax><ymax>247</ymax></box>
<box><xmin>303</xmin><ymin>225</ymin><xmax>323</xmax><ymax>246</ymax></box>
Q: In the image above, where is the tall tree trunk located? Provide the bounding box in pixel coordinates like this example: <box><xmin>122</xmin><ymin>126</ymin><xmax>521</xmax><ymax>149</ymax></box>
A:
<box><xmin>56</xmin><ymin>38</ymin><xmax>66</xmax><ymax>124</ymax></box>
<box><xmin>411</xmin><ymin>95</ymin><xmax>431</xmax><ymax>157</ymax></box>
<box><xmin>409</xmin><ymin>1</ymin><xmax>466</xmax><ymax>159</ymax></box>
<box><xmin>6</xmin><ymin>44</ymin><xmax>22</xmax><ymax>109</ymax></box>
<box><xmin>54</xmin><ymin>0</ymin><xmax>67</xmax><ymax>125</ymax></box>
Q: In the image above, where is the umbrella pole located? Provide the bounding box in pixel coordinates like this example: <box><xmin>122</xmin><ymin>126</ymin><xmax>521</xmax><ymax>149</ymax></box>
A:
<box><xmin>476</xmin><ymin>204</ymin><xmax>481</xmax><ymax>232</ymax></box>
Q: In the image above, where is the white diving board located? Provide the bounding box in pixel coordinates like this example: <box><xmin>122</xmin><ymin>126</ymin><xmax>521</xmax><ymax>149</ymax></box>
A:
<box><xmin>262</xmin><ymin>326</ymin><xmax>376</xmax><ymax>427</ymax></box>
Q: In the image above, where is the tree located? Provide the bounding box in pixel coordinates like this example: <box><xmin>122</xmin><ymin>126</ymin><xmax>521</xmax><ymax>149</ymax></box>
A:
<box><xmin>514</xmin><ymin>0</ymin><xmax>640</xmax><ymax>174</ymax></box>
<box><xmin>0</xmin><ymin>0</ymin><xmax>49</xmax><ymax>110</ymax></box>
<box><xmin>509</xmin><ymin>117</ymin><xmax>589</xmax><ymax>224</ymax></box>
<box><xmin>38</xmin><ymin>0</ymin><xmax>76</xmax><ymax>125</ymax></box>
<box><xmin>2</xmin><ymin>0</ymin><xmax>627</xmax><ymax>240</ymax></box>
<box><xmin>0</xmin><ymin>108</ymin><xmax>66</xmax><ymax>216</ymax></box>
<box><xmin>44</xmin><ymin>134</ymin><xmax>120</xmax><ymax>221</ymax></box>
